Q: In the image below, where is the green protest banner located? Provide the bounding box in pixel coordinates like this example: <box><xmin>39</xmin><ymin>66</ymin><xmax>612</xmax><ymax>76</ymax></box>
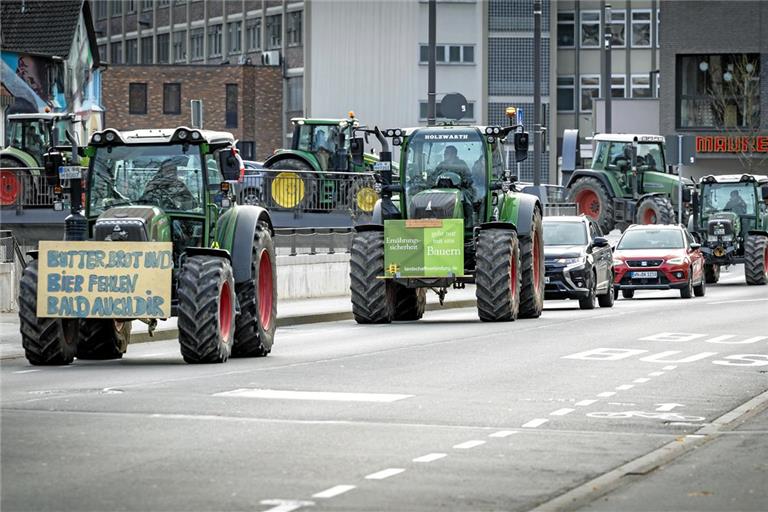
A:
<box><xmin>384</xmin><ymin>219</ymin><xmax>464</xmax><ymax>277</ymax></box>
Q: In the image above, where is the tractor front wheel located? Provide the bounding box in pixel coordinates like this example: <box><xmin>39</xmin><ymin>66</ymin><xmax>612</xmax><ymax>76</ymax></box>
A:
<box><xmin>744</xmin><ymin>234</ymin><xmax>768</xmax><ymax>285</ymax></box>
<box><xmin>519</xmin><ymin>207</ymin><xmax>544</xmax><ymax>318</ymax></box>
<box><xmin>233</xmin><ymin>223</ymin><xmax>277</xmax><ymax>357</ymax></box>
<box><xmin>704</xmin><ymin>263</ymin><xmax>720</xmax><ymax>284</ymax></box>
<box><xmin>476</xmin><ymin>229</ymin><xmax>521</xmax><ymax>322</ymax></box>
<box><xmin>569</xmin><ymin>177</ymin><xmax>615</xmax><ymax>233</ymax></box>
<box><xmin>177</xmin><ymin>256</ymin><xmax>236</xmax><ymax>363</ymax></box>
<box><xmin>393</xmin><ymin>285</ymin><xmax>426</xmax><ymax>321</ymax></box>
<box><xmin>636</xmin><ymin>196</ymin><xmax>675</xmax><ymax>225</ymax></box>
<box><xmin>77</xmin><ymin>320</ymin><xmax>131</xmax><ymax>360</ymax></box>
<box><xmin>18</xmin><ymin>259</ymin><xmax>79</xmax><ymax>365</ymax></box>
<box><xmin>350</xmin><ymin>230</ymin><xmax>395</xmax><ymax>323</ymax></box>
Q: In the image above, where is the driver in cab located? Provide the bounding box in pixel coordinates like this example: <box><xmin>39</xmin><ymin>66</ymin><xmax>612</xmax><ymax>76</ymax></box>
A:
<box><xmin>141</xmin><ymin>159</ymin><xmax>197</xmax><ymax>210</ymax></box>
<box><xmin>431</xmin><ymin>145</ymin><xmax>476</xmax><ymax>224</ymax></box>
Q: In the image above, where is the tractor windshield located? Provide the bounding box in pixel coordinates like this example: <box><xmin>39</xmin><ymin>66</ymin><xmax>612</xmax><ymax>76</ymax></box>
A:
<box><xmin>5</xmin><ymin>120</ymin><xmax>54</xmax><ymax>164</ymax></box>
<box><xmin>404</xmin><ymin>129</ymin><xmax>485</xmax><ymax>191</ymax></box>
<box><xmin>88</xmin><ymin>144</ymin><xmax>205</xmax><ymax>216</ymax></box>
<box><xmin>592</xmin><ymin>141</ymin><xmax>665</xmax><ymax>173</ymax></box>
<box><xmin>700</xmin><ymin>182</ymin><xmax>757</xmax><ymax>217</ymax></box>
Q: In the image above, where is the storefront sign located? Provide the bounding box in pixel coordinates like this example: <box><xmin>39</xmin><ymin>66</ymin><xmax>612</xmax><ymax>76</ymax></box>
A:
<box><xmin>384</xmin><ymin>219</ymin><xmax>464</xmax><ymax>277</ymax></box>
<box><xmin>696</xmin><ymin>135</ymin><xmax>768</xmax><ymax>154</ymax></box>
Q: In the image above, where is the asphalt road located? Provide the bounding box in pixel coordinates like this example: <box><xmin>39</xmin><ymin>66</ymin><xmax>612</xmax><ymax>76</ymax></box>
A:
<box><xmin>2</xmin><ymin>266</ymin><xmax>767</xmax><ymax>512</ymax></box>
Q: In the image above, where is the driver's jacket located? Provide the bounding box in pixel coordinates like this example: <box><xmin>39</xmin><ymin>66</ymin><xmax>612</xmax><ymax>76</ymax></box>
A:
<box><xmin>141</xmin><ymin>173</ymin><xmax>195</xmax><ymax>206</ymax></box>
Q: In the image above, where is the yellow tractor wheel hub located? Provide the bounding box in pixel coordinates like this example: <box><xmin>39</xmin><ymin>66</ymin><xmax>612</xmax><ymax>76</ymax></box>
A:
<box><xmin>271</xmin><ymin>172</ymin><xmax>305</xmax><ymax>208</ymax></box>
<box><xmin>355</xmin><ymin>187</ymin><xmax>378</xmax><ymax>212</ymax></box>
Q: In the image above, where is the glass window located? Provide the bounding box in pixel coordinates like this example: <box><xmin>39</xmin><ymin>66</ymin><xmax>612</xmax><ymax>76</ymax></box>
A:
<box><xmin>267</xmin><ymin>15</ymin><xmax>281</xmax><ymax>49</ymax></box>
<box><xmin>617</xmin><ymin>229</ymin><xmax>684</xmax><ymax>250</ymax></box>
<box><xmin>700</xmin><ymin>182</ymin><xmax>757</xmax><ymax>217</ymax></box>
<box><xmin>226</xmin><ymin>84</ymin><xmax>238</xmax><ymax>128</ymax></box>
<box><xmin>246</xmin><ymin>18</ymin><xmax>261</xmax><ymax>50</ymax></box>
<box><xmin>543</xmin><ymin>221</ymin><xmax>588</xmax><ymax>246</ymax></box>
<box><xmin>96</xmin><ymin>1</ymin><xmax>108</xmax><ymax>20</ymax></box>
<box><xmin>449</xmin><ymin>45</ymin><xmax>461</xmax><ymax>63</ymax></box>
<box><xmin>656</xmin><ymin>10</ymin><xmax>660</xmax><ymax>48</ymax></box>
<box><xmin>580</xmin><ymin>11</ymin><xmax>600</xmax><ymax>48</ymax></box>
<box><xmin>141</xmin><ymin>36</ymin><xmax>153</xmax><ymax>64</ymax></box>
<box><xmin>631</xmin><ymin>10</ymin><xmax>652</xmax><ymax>48</ymax></box>
<box><xmin>190</xmin><ymin>28</ymin><xmax>204</xmax><ymax>60</ymax></box>
<box><xmin>208</xmin><ymin>24</ymin><xmax>222</xmax><ymax>57</ymax></box>
<box><xmin>127</xmin><ymin>1</ymin><xmax>136</xmax><ymax>14</ymax></box>
<box><xmin>110</xmin><ymin>41</ymin><xmax>123</xmax><ymax>64</ymax></box>
<box><xmin>98</xmin><ymin>44</ymin><xmax>107</xmax><ymax>62</ymax></box>
<box><xmin>287</xmin><ymin>76</ymin><xmax>303</xmax><ymax>112</ymax></box>
<box><xmin>163</xmin><ymin>83</ymin><xmax>181</xmax><ymax>114</ymax></box>
<box><xmin>419</xmin><ymin>45</ymin><xmax>429</xmax><ymax>63</ymax></box>
<box><xmin>157</xmin><ymin>33</ymin><xmax>170</xmax><ymax>63</ymax></box>
<box><xmin>125</xmin><ymin>39</ymin><xmax>138</xmax><ymax>64</ymax></box>
<box><xmin>463</xmin><ymin>46</ymin><xmax>474</xmax><ymax>63</ymax></box>
<box><xmin>580</xmin><ymin>75</ymin><xmax>600</xmax><ymax>112</ymax></box>
<box><xmin>129</xmin><ymin>83</ymin><xmax>147</xmax><ymax>115</ymax></box>
<box><xmin>287</xmin><ymin>11</ymin><xmax>302</xmax><ymax>47</ymax></box>
<box><xmin>557</xmin><ymin>76</ymin><xmax>575</xmax><ymax>112</ymax></box>
<box><xmin>557</xmin><ymin>11</ymin><xmax>575</xmax><ymax>48</ymax></box>
<box><xmin>631</xmin><ymin>74</ymin><xmax>651</xmax><ymax>98</ymax></box>
<box><xmin>228</xmin><ymin>22</ymin><xmax>242</xmax><ymax>54</ymax></box>
<box><xmin>111</xmin><ymin>0</ymin><xmax>123</xmax><ymax>17</ymax></box>
<box><xmin>142</xmin><ymin>0</ymin><xmax>153</xmax><ymax>10</ymax></box>
<box><xmin>608</xmin><ymin>9</ymin><xmax>626</xmax><ymax>47</ymax></box>
<box><xmin>173</xmin><ymin>30</ymin><xmax>186</xmax><ymax>62</ymax></box>
<box><xmin>612</xmin><ymin>75</ymin><xmax>626</xmax><ymax>98</ymax></box>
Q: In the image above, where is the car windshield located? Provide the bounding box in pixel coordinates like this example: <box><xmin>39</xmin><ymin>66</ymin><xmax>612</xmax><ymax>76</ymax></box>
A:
<box><xmin>617</xmin><ymin>229</ymin><xmax>684</xmax><ymax>250</ymax></box>
<box><xmin>543</xmin><ymin>221</ymin><xmax>588</xmax><ymax>246</ymax></box>
<box><xmin>700</xmin><ymin>182</ymin><xmax>757</xmax><ymax>217</ymax></box>
<box><xmin>88</xmin><ymin>144</ymin><xmax>205</xmax><ymax>216</ymax></box>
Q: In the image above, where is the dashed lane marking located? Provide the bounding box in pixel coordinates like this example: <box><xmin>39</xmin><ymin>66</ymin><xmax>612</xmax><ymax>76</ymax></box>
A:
<box><xmin>522</xmin><ymin>418</ymin><xmax>549</xmax><ymax>428</ymax></box>
<box><xmin>312</xmin><ymin>485</ymin><xmax>356</xmax><ymax>499</ymax></box>
<box><xmin>707</xmin><ymin>298</ymin><xmax>768</xmax><ymax>305</ymax></box>
<box><xmin>648</xmin><ymin>371</ymin><xmax>665</xmax><ymax>376</ymax></box>
<box><xmin>259</xmin><ymin>499</ymin><xmax>315</xmax><ymax>512</ymax></box>
<box><xmin>213</xmin><ymin>389</ymin><xmax>413</xmax><ymax>402</ymax></box>
<box><xmin>597</xmin><ymin>392</ymin><xmax>616</xmax><ymax>398</ymax></box>
<box><xmin>663</xmin><ymin>365</ymin><xmax>678</xmax><ymax>370</ymax></box>
<box><xmin>575</xmin><ymin>399</ymin><xmax>598</xmax><ymax>406</ymax></box>
<box><xmin>453</xmin><ymin>440</ymin><xmax>486</xmax><ymax>449</ymax></box>
<box><xmin>616</xmin><ymin>384</ymin><xmax>634</xmax><ymax>390</ymax></box>
<box><xmin>489</xmin><ymin>430</ymin><xmax>518</xmax><ymax>438</ymax></box>
<box><xmin>633</xmin><ymin>378</ymin><xmax>651</xmax><ymax>383</ymax></box>
<box><xmin>413</xmin><ymin>453</ymin><xmax>447</xmax><ymax>463</ymax></box>
<box><xmin>365</xmin><ymin>468</ymin><xmax>405</xmax><ymax>480</ymax></box>
<box><xmin>550</xmin><ymin>408</ymin><xmax>575</xmax><ymax>416</ymax></box>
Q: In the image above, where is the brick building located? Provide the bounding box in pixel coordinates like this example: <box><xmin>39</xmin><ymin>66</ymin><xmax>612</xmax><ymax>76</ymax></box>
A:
<box><xmin>102</xmin><ymin>64</ymin><xmax>282</xmax><ymax>160</ymax></box>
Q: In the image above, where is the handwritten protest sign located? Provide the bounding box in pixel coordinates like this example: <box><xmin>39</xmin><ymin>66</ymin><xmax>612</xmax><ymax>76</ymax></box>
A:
<box><xmin>37</xmin><ymin>241</ymin><xmax>173</xmax><ymax>318</ymax></box>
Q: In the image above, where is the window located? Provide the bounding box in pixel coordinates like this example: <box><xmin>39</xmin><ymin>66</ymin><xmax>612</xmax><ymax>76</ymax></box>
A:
<box><xmin>267</xmin><ymin>15</ymin><xmax>281</xmax><ymax>49</ymax></box>
<box><xmin>580</xmin><ymin>11</ymin><xmax>600</xmax><ymax>48</ymax></box>
<box><xmin>158</xmin><ymin>0</ymin><xmax>169</xmax><ymax>5</ymax></box>
<box><xmin>611</xmin><ymin>75</ymin><xmax>626</xmax><ymax>98</ymax></box>
<box><xmin>96</xmin><ymin>0</ymin><xmax>108</xmax><ymax>20</ymax></box>
<box><xmin>129</xmin><ymin>83</ymin><xmax>147</xmax><ymax>114</ymax></box>
<box><xmin>631</xmin><ymin>74</ymin><xmax>651</xmax><ymax>98</ymax></box>
<box><xmin>557</xmin><ymin>11</ymin><xmax>575</xmax><ymax>48</ymax></box>
<box><xmin>163</xmin><ymin>83</ymin><xmax>181</xmax><ymax>115</ymax></box>
<box><xmin>287</xmin><ymin>11</ymin><xmax>302</xmax><ymax>47</ymax></box>
<box><xmin>173</xmin><ymin>30</ymin><xmax>186</xmax><ymax>62</ymax></box>
<box><xmin>127</xmin><ymin>1</ymin><xmax>136</xmax><ymax>13</ymax></box>
<box><xmin>557</xmin><ymin>76</ymin><xmax>575</xmax><ymax>112</ymax></box>
<box><xmin>418</xmin><ymin>101</ymin><xmax>475</xmax><ymax>121</ymax></box>
<box><xmin>287</xmin><ymin>76</ymin><xmax>303</xmax><ymax>112</ymax></box>
<box><xmin>98</xmin><ymin>44</ymin><xmax>107</xmax><ymax>62</ymax></box>
<box><xmin>678</xmin><ymin>54</ymin><xmax>760</xmax><ymax>129</ymax></box>
<box><xmin>228</xmin><ymin>21</ymin><xmax>242</xmax><ymax>54</ymax></box>
<box><xmin>656</xmin><ymin>10</ymin><xmax>660</xmax><ymax>48</ymax></box>
<box><xmin>141</xmin><ymin>36</ymin><xmax>153</xmax><ymax>64</ymax></box>
<box><xmin>142</xmin><ymin>0</ymin><xmax>153</xmax><ymax>10</ymax></box>
<box><xmin>190</xmin><ymin>28</ymin><xmax>204</xmax><ymax>60</ymax></box>
<box><xmin>418</xmin><ymin>44</ymin><xmax>475</xmax><ymax>64</ymax></box>
<box><xmin>580</xmin><ymin>75</ymin><xmax>600</xmax><ymax>112</ymax></box>
<box><xmin>607</xmin><ymin>9</ymin><xmax>626</xmax><ymax>47</ymax></box>
<box><xmin>111</xmin><ymin>0</ymin><xmax>123</xmax><ymax>17</ymax></box>
<box><xmin>631</xmin><ymin>10</ymin><xmax>652</xmax><ymax>48</ymax></box>
<box><xmin>125</xmin><ymin>39</ymin><xmax>138</xmax><ymax>64</ymax></box>
<box><xmin>110</xmin><ymin>41</ymin><xmax>122</xmax><ymax>64</ymax></box>
<box><xmin>463</xmin><ymin>45</ymin><xmax>474</xmax><ymax>63</ymax></box>
<box><xmin>246</xmin><ymin>19</ymin><xmax>261</xmax><ymax>50</ymax></box>
<box><xmin>157</xmin><ymin>33</ymin><xmax>170</xmax><ymax>63</ymax></box>
<box><xmin>225</xmin><ymin>84</ymin><xmax>238</xmax><ymax>128</ymax></box>
<box><xmin>208</xmin><ymin>24</ymin><xmax>222</xmax><ymax>57</ymax></box>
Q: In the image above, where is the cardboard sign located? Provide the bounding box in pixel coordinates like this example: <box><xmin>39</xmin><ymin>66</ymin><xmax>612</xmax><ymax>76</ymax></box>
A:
<box><xmin>384</xmin><ymin>219</ymin><xmax>464</xmax><ymax>278</ymax></box>
<box><xmin>37</xmin><ymin>241</ymin><xmax>173</xmax><ymax>318</ymax></box>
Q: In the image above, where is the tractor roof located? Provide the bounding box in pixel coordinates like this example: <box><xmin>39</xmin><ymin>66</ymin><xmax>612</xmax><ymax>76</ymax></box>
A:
<box><xmin>7</xmin><ymin>113</ymin><xmax>75</xmax><ymax>121</ymax></box>
<box><xmin>700</xmin><ymin>174</ymin><xmax>768</xmax><ymax>185</ymax></box>
<box><xmin>399</xmin><ymin>125</ymin><xmax>485</xmax><ymax>137</ymax></box>
<box><xmin>593</xmin><ymin>133</ymin><xmax>665</xmax><ymax>143</ymax></box>
<box><xmin>92</xmin><ymin>127</ymin><xmax>236</xmax><ymax>146</ymax></box>
<box><xmin>291</xmin><ymin>118</ymin><xmax>354</xmax><ymax>125</ymax></box>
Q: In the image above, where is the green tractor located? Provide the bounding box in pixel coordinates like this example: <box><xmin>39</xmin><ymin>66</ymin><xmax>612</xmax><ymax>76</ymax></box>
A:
<box><xmin>349</xmin><ymin>123</ymin><xmax>545</xmax><ymax>323</ymax></box>
<box><xmin>688</xmin><ymin>173</ymin><xmax>768</xmax><ymax>285</ymax></box>
<box><xmin>565</xmin><ymin>134</ymin><xmax>694</xmax><ymax>233</ymax></box>
<box><xmin>262</xmin><ymin>113</ymin><xmax>379</xmax><ymax>216</ymax></box>
<box><xmin>18</xmin><ymin>126</ymin><xmax>278</xmax><ymax>365</ymax></box>
<box><xmin>1</xmin><ymin>112</ymin><xmax>80</xmax><ymax>207</ymax></box>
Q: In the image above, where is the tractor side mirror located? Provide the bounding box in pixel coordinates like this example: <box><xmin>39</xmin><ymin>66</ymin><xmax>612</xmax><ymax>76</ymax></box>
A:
<box><xmin>667</xmin><ymin>164</ymin><xmax>675</xmax><ymax>175</ymax></box>
<box><xmin>219</xmin><ymin>148</ymin><xmax>243</xmax><ymax>181</ymax></box>
<box><xmin>514</xmin><ymin>132</ymin><xmax>529</xmax><ymax>163</ymax></box>
<box><xmin>690</xmin><ymin>242</ymin><xmax>701</xmax><ymax>251</ymax></box>
<box><xmin>762</xmin><ymin>187</ymin><xmax>768</xmax><ymax>200</ymax></box>
<box><xmin>682</xmin><ymin>188</ymin><xmax>692</xmax><ymax>203</ymax></box>
<box><xmin>593</xmin><ymin>236</ymin><xmax>610</xmax><ymax>248</ymax></box>
<box><xmin>350</xmin><ymin>137</ymin><xmax>365</xmax><ymax>166</ymax></box>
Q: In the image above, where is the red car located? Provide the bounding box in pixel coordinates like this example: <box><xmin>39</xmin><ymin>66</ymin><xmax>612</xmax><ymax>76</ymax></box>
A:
<box><xmin>613</xmin><ymin>224</ymin><xmax>706</xmax><ymax>299</ymax></box>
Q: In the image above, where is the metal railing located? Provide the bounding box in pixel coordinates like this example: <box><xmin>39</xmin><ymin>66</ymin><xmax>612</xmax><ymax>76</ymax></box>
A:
<box><xmin>0</xmin><ymin>166</ymin><xmax>73</xmax><ymax>212</ymax></box>
<box><xmin>274</xmin><ymin>227</ymin><xmax>354</xmax><ymax>256</ymax></box>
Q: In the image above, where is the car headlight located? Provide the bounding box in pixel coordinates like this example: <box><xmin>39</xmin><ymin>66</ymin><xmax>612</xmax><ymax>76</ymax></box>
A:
<box><xmin>556</xmin><ymin>257</ymin><xmax>582</xmax><ymax>265</ymax></box>
<box><xmin>666</xmin><ymin>256</ymin><xmax>689</xmax><ymax>265</ymax></box>
<box><xmin>612</xmin><ymin>258</ymin><xmax>625</xmax><ymax>267</ymax></box>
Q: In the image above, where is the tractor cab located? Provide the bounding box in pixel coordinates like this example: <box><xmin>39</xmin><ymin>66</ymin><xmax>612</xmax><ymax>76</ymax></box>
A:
<box><xmin>286</xmin><ymin>115</ymin><xmax>360</xmax><ymax>172</ymax></box>
<box><xmin>590</xmin><ymin>134</ymin><xmax>669</xmax><ymax>196</ymax></box>
<box><xmin>4</xmin><ymin>113</ymin><xmax>78</xmax><ymax>166</ymax></box>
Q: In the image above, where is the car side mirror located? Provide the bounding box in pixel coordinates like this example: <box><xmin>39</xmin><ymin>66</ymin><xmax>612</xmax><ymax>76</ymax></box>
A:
<box><xmin>593</xmin><ymin>236</ymin><xmax>610</xmax><ymax>248</ymax></box>
<box><xmin>690</xmin><ymin>242</ymin><xmax>701</xmax><ymax>251</ymax></box>
<box><xmin>682</xmin><ymin>188</ymin><xmax>692</xmax><ymax>203</ymax></box>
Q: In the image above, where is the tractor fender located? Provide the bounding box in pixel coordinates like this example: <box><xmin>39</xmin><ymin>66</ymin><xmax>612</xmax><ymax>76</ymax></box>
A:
<box><xmin>263</xmin><ymin>151</ymin><xmax>318</xmax><ymax>172</ymax></box>
<box><xmin>229</xmin><ymin>205</ymin><xmax>274</xmax><ymax>283</ymax></box>
<box><xmin>748</xmin><ymin>229</ymin><xmax>768</xmax><ymax>237</ymax></box>
<box><xmin>354</xmin><ymin>223</ymin><xmax>384</xmax><ymax>233</ymax></box>
<box><xmin>185</xmin><ymin>247</ymin><xmax>231</xmax><ymax>262</ymax></box>
<box><xmin>479</xmin><ymin>221</ymin><xmax>517</xmax><ymax>232</ymax></box>
<box><xmin>512</xmin><ymin>194</ymin><xmax>542</xmax><ymax>238</ymax></box>
<box><xmin>566</xmin><ymin>170</ymin><xmax>616</xmax><ymax>197</ymax></box>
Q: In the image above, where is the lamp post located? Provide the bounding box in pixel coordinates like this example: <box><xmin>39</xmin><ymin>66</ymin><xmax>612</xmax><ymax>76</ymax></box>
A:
<box><xmin>603</xmin><ymin>4</ymin><xmax>612</xmax><ymax>133</ymax></box>
<box><xmin>533</xmin><ymin>0</ymin><xmax>542</xmax><ymax>186</ymax></box>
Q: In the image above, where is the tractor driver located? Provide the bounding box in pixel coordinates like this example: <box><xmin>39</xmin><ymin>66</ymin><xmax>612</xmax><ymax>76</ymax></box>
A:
<box><xmin>724</xmin><ymin>189</ymin><xmax>747</xmax><ymax>215</ymax></box>
<box><xmin>314</xmin><ymin>128</ymin><xmax>335</xmax><ymax>171</ymax></box>
<box><xmin>25</xmin><ymin>126</ymin><xmax>45</xmax><ymax>159</ymax></box>
<box><xmin>432</xmin><ymin>145</ymin><xmax>475</xmax><ymax>225</ymax></box>
<box><xmin>140</xmin><ymin>159</ymin><xmax>197</xmax><ymax>210</ymax></box>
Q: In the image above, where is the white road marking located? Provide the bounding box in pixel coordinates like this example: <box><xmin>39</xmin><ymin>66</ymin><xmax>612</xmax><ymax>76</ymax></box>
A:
<box><xmin>312</xmin><ymin>485</ymin><xmax>356</xmax><ymax>499</ymax></box>
<box><xmin>550</xmin><ymin>408</ymin><xmax>575</xmax><ymax>416</ymax></box>
<box><xmin>13</xmin><ymin>369</ymin><xmax>40</xmax><ymax>374</ymax></box>
<box><xmin>365</xmin><ymin>468</ymin><xmax>405</xmax><ymax>480</ymax></box>
<box><xmin>633</xmin><ymin>378</ymin><xmax>651</xmax><ymax>383</ymax></box>
<box><xmin>663</xmin><ymin>365</ymin><xmax>678</xmax><ymax>370</ymax></box>
<box><xmin>597</xmin><ymin>392</ymin><xmax>616</xmax><ymax>398</ymax></box>
<box><xmin>453</xmin><ymin>440</ymin><xmax>486</xmax><ymax>449</ymax></box>
<box><xmin>260</xmin><ymin>499</ymin><xmax>315</xmax><ymax>512</ymax></box>
<box><xmin>655</xmin><ymin>403</ymin><xmax>684</xmax><ymax>412</ymax></box>
<box><xmin>639</xmin><ymin>332</ymin><xmax>708</xmax><ymax>342</ymax></box>
<box><xmin>135</xmin><ymin>352</ymin><xmax>169</xmax><ymax>358</ymax></box>
<box><xmin>616</xmin><ymin>385</ymin><xmax>634</xmax><ymax>390</ymax></box>
<box><xmin>707</xmin><ymin>298</ymin><xmax>768</xmax><ymax>305</ymax></box>
<box><xmin>686</xmin><ymin>434</ymin><xmax>706</xmax><ymax>438</ymax></box>
<box><xmin>213</xmin><ymin>389</ymin><xmax>413</xmax><ymax>402</ymax></box>
<box><xmin>575</xmin><ymin>399</ymin><xmax>598</xmax><ymax>407</ymax></box>
<box><xmin>522</xmin><ymin>418</ymin><xmax>549</xmax><ymax>428</ymax></box>
<box><xmin>488</xmin><ymin>430</ymin><xmax>518</xmax><ymax>438</ymax></box>
<box><xmin>413</xmin><ymin>453</ymin><xmax>447</xmax><ymax>463</ymax></box>
<box><xmin>648</xmin><ymin>371</ymin><xmax>665</xmax><ymax>376</ymax></box>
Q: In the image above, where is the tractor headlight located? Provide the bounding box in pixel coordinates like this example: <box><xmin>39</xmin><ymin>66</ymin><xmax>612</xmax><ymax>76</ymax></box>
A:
<box><xmin>177</xmin><ymin>130</ymin><xmax>188</xmax><ymax>140</ymax></box>
<box><xmin>485</xmin><ymin>127</ymin><xmax>494</xmax><ymax>135</ymax></box>
<box><xmin>92</xmin><ymin>133</ymin><xmax>102</xmax><ymax>143</ymax></box>
<box><xmin>493</xmin><ymin>126</ymin><xmax>501</xmax><ymax>134</ymax></box>
<box><xmin>392</xmin><ymin>137</ymin><xmax>402</xmax><ymax>146</ymax></box>
<box><xmin>191</xmin><ymin>131</ymin><xmax>201</xmax><ymax>140</ymax></box>
<box><xmin>393</xmin><ymin>129</ymin><xmax>402</xmax><ymax>137</ymax></box>
<box><xmin>105</xmin><ymin>132</ymin><xmax>116</xmax><ymax>142</ymax></box>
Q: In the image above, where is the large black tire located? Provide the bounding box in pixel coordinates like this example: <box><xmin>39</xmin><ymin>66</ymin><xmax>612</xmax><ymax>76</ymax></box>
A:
<box><xmin>393</xmin><ymin>285</ymin><xmax>426</xmax><ymax>321</ymax></box>
<box><xmin>1</xmin><ymin>157</ymin><xmax>29</xmax><ymax>208</ymax></box>
<box><xmin>636</xmin><ymin>195</ymin><xmax>675</xmax><ymax>225</ymax></box>
<box><xmin>680</xmin><ymin>270</ymin><xmax>694</xmax><ymax>299</ymax></box>
<box><xmin>578</xmin><ymin>271</ymin><xmax>597</xmax><ymax>310</ymax></box>
<box><xmin>518</xmin><ymin>207</ymin><xmax>545</xmax><ymax>319</ymax></box>
<box><xmin>348</xmin><ymin>177</ymin><xmax>378</xmax><ymax>222</ymax></box>
<box><xmin>233</xmin><ymin>223</ymin><xmax>277</xmax><ymax>357</ymax></box>
<box><xmin>476</xmin><ymin>229</ymin><xmax>521</xmax><ymax>322</ymax></box>
<box><xmin>704</xmin><ymin>263</ymin><xmax>720</xmax><ymax>284</ymax></box>
<box><xmin>621</xmin><ymin>289</ymin><xmax>635</xmax><ymax>299</ymax></box>
<box><xmin>77</xmin><ymin>320</ymin><xmax>131</xmax><ymax>360</ymax></box>
<box><xmin>350</xmin><ymin>230</ymin><xmax>395</xmax><ymax>323</ymax></box>
<box><xmin>693</xmin><ymin>273</ymin><xmax>706</xmax><ymax>297</ymax></box>
<box><xmin>569</xmin><ymin>177</ymin><xmax>615</xmax><ymax>233</ymax></box>
<box><xmin>264</xmin><ymin>158</ymin><xmax>317</xmax><ymax>209</ymax></box>
<box><xmin>744</xmin><ymin>234</ymin><xmax>768</xmax><ymax>285</ymax></box>
<box><xmin>18</xmin><ymin>259</ymin><xmax>79</xmax><ymax>365</ymax></box>
<box><xmin>177</xmin><ymin>256</ymin><xmax>236</xmax><ymax>363</ymax></box>
<box><xmin>598</xmin><ymin>273</ymin><xmax>615</xmax><ymax>308</ymax></box>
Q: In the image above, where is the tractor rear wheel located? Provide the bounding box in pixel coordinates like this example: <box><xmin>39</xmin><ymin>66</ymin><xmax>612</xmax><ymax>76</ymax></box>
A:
<box><xmin>569</xmin><ymin>177</ymin><xmax>615</xmax><ymax>233</ymax></box>
<box><xmin>636</xmin><ymin>196</ymin><xmax>675</xmax><ymax>225</ymax></box>
<box><xmin>704</xmin><ymin>263</ymin><xmax>720</xmax><ymax>284</ymax></box>
<box><xmin>476</xmin><ymin>229</ymin><xmax>521</xmax><ymax>322</ymax></box>
<box><xmin>77</xmin><ymin>320</ymin><xmax>131</xmax><ymax>360</ymax></box>
<box><xmin>393</xmin><ymin>285</ymin><xmax>426</xmax><ymax>321</ymax></box>
<box><xmin>744</xmin><ymin>234</ymin><xmax>768</xmax><ymax>285</ymax></box>
<box><xmin>348</xmin><ymin>177</ymin><xmax>378</xmax><ymax>222</ymax></box>
<box><xmin>519</xmin><ymin>207</ymin><xmax>544</xmax><ymax>318</ymax></box>
<box><xmin>265</xmin><ymin>158</ymin><xmax>317</xmax><ymax>209</ymax></box>
<box><xmin>18</xmin><ymin>259</ymin><xmax>79</xmax><ymax>365</ymax></box>
<box><xmin>1</xmin><ymin>158</ymin><xmax>28</xmax><ymax>208</ymax></box>
<box><xmin>233</xmin><ymin>223</ymin><xmax>277</xmax><ymax>357</ymax></box>
<box><xmin>177</xmin><ymin>256</ymin><xmax>236</xmax><ymax>363</ymax></box>
<box><xmin>350</xmin><ymin>230</ymin><xmax>395</xmax><ymax>323</ymax></box>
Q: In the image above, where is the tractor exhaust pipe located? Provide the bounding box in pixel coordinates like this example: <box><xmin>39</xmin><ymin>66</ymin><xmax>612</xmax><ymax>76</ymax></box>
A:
<box><xmin>373</xmin><ymin>127</ymin><xmax>399</xmax><ymax>221</ymax></box>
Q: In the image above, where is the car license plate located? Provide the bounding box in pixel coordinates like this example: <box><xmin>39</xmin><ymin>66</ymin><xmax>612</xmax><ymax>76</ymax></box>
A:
<box><xmin>631</xmin><ymin>271</ymin><xmax>657</xmax><ymax>279</ymax></box>
<box><xmin>544</xmin><ymin>276</ymin><xmax>550</xmax><ymax>284</ymax></box>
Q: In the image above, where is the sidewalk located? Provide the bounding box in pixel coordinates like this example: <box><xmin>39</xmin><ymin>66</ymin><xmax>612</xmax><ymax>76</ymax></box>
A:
<box><xmin>0</xmin><ymin>287</ymin><xmax>478</xmax><ymax>360</ymax></box>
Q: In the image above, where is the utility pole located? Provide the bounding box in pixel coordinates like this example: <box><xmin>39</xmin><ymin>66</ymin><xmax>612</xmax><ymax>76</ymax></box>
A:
<box><xmin>603</xmin><ymin>3</ymin><xmax>612</xmax><ymax>133</ymax></box>
<box><xmin>533</xmin><ymin>0</ymin><xmax>541</xmax><ymax>186</ymax></box>
<box><xmin>427</xmin><ymin>0</ymin><xmax>436</xmax><ymax>126</ymax></box>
